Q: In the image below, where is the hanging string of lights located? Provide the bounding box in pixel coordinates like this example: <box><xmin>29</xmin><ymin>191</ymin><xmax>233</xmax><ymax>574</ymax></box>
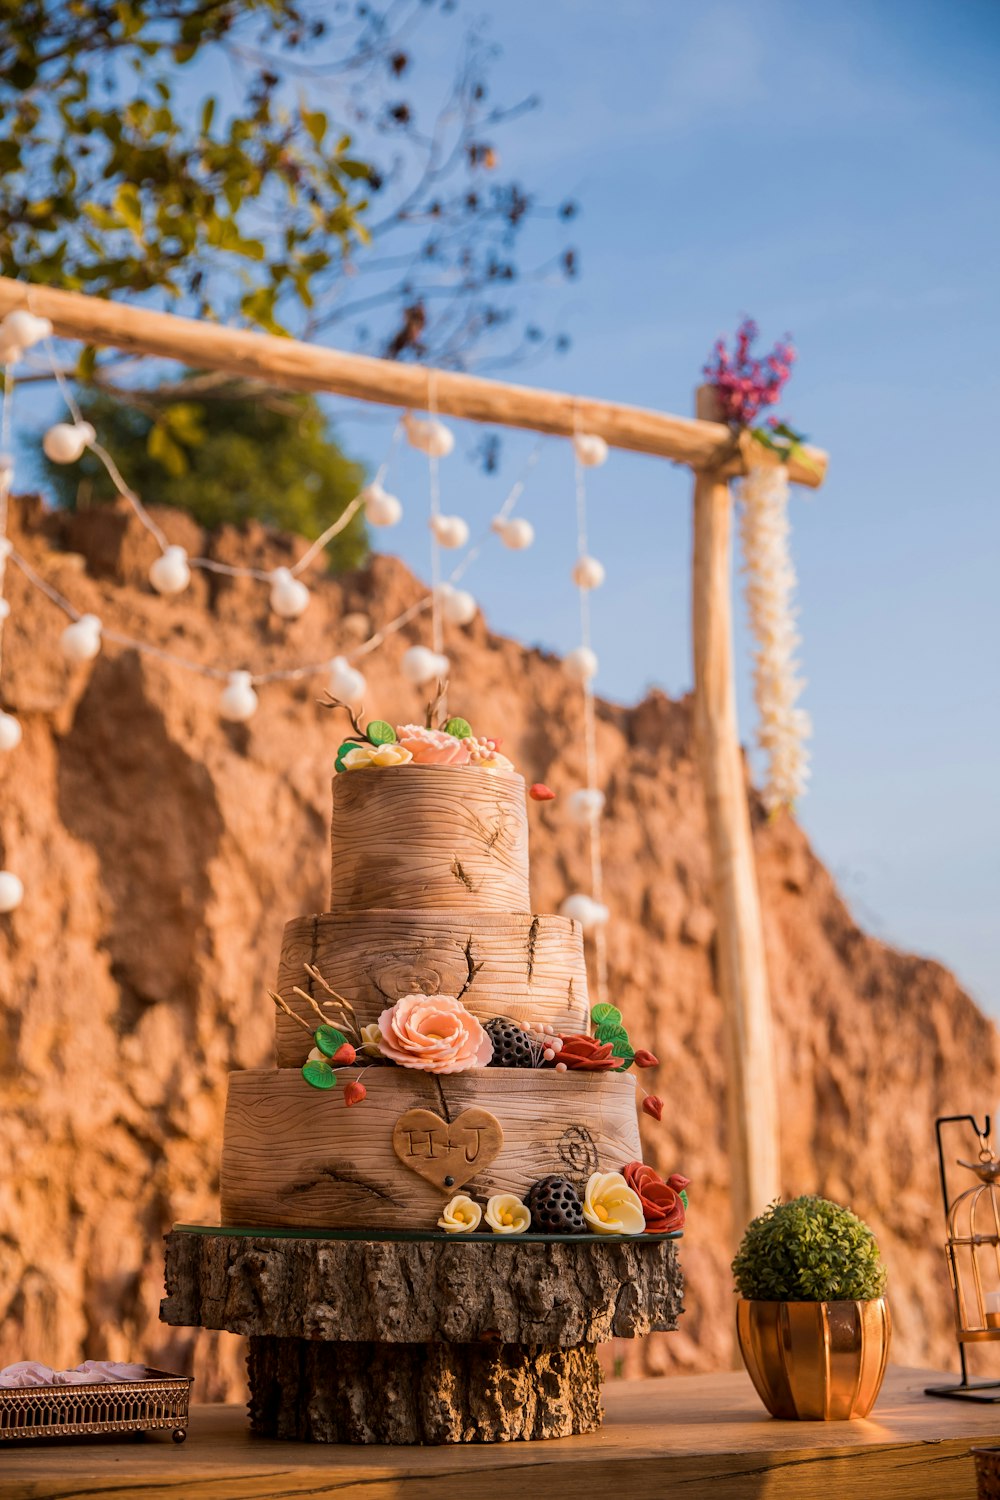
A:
<box><xmin>0</xmin><ymin>312</ymin><xmax>617</xmax><ymax>968</ymax></box>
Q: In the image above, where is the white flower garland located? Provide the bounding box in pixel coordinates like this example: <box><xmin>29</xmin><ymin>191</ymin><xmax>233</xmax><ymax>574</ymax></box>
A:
<box><xmin>737</xmin><ymin>461</ymin><xmax>811</xmax><ymax>812</ymax></box>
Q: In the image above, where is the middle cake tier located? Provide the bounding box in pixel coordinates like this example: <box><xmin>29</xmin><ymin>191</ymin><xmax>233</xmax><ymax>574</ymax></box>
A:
<box><xmin>275</xmin><ymin>910</ymin><xmax>589</xmax><ymax>1066</ymax></box>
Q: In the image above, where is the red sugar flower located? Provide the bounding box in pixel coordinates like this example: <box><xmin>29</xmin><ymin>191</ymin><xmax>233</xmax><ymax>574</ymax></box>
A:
<box><xmin>558</xmin><ymin>1034</ymin><xmax>624</xmax><ymax>1071</ymax></box>
<box><xmin>622</xmin><ymin>1161</ymin><xmax>686</xmax><ymax>1234</ymax></box>
<box><xmin>642</xmin><ymin>1094</ymin><xmax>665</xmax><ymax>1121</ymax></box>
<box><xmin>344</xmin><ymin>1080</ymin><xmax>367</xmax><ymax>1106</ymax></box>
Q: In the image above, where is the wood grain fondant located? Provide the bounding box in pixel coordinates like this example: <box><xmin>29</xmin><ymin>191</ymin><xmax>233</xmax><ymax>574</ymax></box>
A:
<box><xmin>274</xmin><ymin>911</ymin><xmax>589</xmax><ymax>1064</ymax></box>
<box><xmin>329</xmin><ymin>767</ymin><xmax>530</xmax><ymax>913</ymax></box>
<box><xmin>221</xmin><ymin>1068</ymin><xmax>641</xmax><ymax>1230</ymax></box>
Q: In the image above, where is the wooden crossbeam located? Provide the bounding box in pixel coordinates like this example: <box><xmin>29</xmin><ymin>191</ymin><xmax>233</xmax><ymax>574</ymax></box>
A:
<box><xmin>0</xmin><ymin>277</ymin><xmax>827</xmax><ymax>487</ymax></box>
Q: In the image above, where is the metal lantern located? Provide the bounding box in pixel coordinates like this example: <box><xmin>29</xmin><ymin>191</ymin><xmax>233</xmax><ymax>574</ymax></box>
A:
<box><xmin>926</xmin><ymin>1114</ymin><xmax>1000</xmax><ymax>1401</ymax></box>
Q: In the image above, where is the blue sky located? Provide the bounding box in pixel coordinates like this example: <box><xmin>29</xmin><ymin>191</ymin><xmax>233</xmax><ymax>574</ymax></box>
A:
<box><xmin>337</xmin><ymin>0</ymin><xmax>1000</xmax><ymax>1009</ymax></box>
<box><xmin>16</xmin><ymin>1</ymin><xmax>1000</xmax><ymax>1008</ymax></box>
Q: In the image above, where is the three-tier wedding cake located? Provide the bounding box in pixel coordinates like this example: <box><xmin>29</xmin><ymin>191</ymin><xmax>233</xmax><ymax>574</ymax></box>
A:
<box><xmin>220</xmin><ymin>709</ymin><xmax>681</xmax><ymax>1239</ymax></box>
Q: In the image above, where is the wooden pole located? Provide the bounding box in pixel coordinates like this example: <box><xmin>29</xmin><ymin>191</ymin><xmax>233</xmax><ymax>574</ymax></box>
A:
<box><xmin>691</xmin><ymin>385</ymin><xmax>781</xmax><ymax>1243</ymax></box>
<box><xmin>0</xmin><ymin>278</ymin><xmax>827</xmax><ymax>486</ymax></box>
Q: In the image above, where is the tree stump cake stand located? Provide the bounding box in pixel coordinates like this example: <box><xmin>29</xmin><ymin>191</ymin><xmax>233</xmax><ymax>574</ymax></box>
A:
<box><xmin>161</xmin><ymin>1227</ymin><xmax>684</xmax><ymax>1444</ymax></box>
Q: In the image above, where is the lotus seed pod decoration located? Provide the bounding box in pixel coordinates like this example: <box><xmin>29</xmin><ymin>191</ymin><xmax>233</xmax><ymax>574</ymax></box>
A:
<box><xmin>560</xmin><ymin>893</ymin><xmax>610</xmax><ymax>931</ymax></box>
<box><xmin>429</xmin><ymin>514</ymin><xmax>470</xmax><ymax>550</ymax></box>
<box><xmin>363</xmin><ymin>482</ymin><xmax>403</xmax><ymax>527</ymax></box>
<box><xmin>567</xmin><ymin>787</ymin><xmax>605</xmax><ymax>825</ymax></box>
<box><xmin>269</xmin><ymin>567</ymin><xmax>311</xmax><ymax>620</ymax></box>
<box><xmin>148</xmin><ymin>544</ymin><xmax>191</xmax><ymax>596</ymax></box>
<box><xmin>43</xmin><ymin>421</ymin><xmax>95</xmax><ymax>465</ymax></box>
<box><xmin>0</xmin><ymin>711</ymin><xmax>22</xmax><ymax>752</ymax></box>
<box><xmin>563</xmin><ymin>646</ymin><xmax>598</xmax><ymax>684</ymax></box>
<box><xmin>571</xmin><ymin>555</ymin><xmax>606</xmax><ymax>590</ymax></box>
<box><xmin>219</xmin><ymin>670</ymin><xmax>258</xmax><ymax>723</ymax></box>
<box><xmin>328</xmin><ymin>655</ymin><xmax>366</xmax><ymax>707</ymax></box>
<box><xmin>492</xmin><ymin>516</ymin><xmax>535</xmax><ymax>550</ymax></box>
<box><xmin>0</xmin><ymin>870</ymin><xmax>24</xmax><ymax>913</ymax></box>
<box><xmin>573</xmin><ymin>433</ymin><xmax>608</xmax><ymax>467</ymax></box>
<box><xmin>59</xmin><ymin>613</ymin><xmax>102</xmax><ymax>663</ymax></box>
<box><xmin>435</xmin><ymin>582</ymin><xmax>478</xmax><ymax>625</ymax></box>
<box><xmin>0</xmin><ymin>310</ymin><xmax>52</xmax><ymax>351</ymax></box>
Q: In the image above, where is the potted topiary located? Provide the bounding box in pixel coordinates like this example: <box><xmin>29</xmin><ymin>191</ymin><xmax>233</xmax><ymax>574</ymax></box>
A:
<box><xmin>732</xmin><ymin>1195</ymin><xmax>891</xmax><ymax>1420</ymax></box>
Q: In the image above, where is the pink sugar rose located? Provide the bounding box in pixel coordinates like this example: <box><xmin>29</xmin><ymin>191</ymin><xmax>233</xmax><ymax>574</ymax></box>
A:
<box><xmin>395</xmin><ymin>724</ymin><xmax>472</xmax><ymax>766</ymax></box>
<box><xmin>377</xmin><ymin>993</ymin><xmax>493</xmax><ymax>1073</ymax></box>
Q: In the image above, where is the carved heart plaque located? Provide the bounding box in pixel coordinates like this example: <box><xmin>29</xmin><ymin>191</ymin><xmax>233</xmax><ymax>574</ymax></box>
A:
<box><xmin>391</xmin><ymin>1107</ymin><xmax>503</xmax><ymax>1193</ymax></box>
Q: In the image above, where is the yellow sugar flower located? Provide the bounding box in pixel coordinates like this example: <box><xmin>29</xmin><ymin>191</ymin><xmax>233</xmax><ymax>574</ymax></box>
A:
<box><xmin>485</xmin><ymin>1193</ymin><xmax>530</xmax><ymax>1235</ymax></box>
<box><xmin>583</xmin><ymin>1171</ymin><xmax>646</xmax><ymax>1236</ymax></box>
<box><xmin>341</xmin><ymin>742</ymin><xmax>413</xmax><ymax>771</ymax></box>
<box><xmin>359</xmin><ymin>1023</ymin><xmax>383</xmax><ymax>1058</ymax></box>
<box><xmin>438</xmin><ymin>1195</ymin><xmax>482</xmax><ymax>1233</ymax></box>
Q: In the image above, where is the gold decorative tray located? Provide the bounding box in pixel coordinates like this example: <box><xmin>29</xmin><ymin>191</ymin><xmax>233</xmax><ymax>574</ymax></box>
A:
<box><xmin>0</xmin><ymin>1367</ymin><xmax>192</xmax><ymax>1443</ymax></box>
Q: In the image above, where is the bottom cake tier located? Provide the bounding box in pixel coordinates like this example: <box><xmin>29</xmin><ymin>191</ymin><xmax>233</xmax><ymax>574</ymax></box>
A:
<box><xmin>221</xmin><ymin>1067</ymin><xmax>642</xmax><ymax>1231</ymax></box>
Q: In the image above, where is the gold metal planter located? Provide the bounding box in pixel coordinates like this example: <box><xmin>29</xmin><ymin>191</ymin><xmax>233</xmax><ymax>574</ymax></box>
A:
<box><xmin>736</xmin><ymin>1298</ymin><xmax>891</xmax><ymax>1420</ymax></box>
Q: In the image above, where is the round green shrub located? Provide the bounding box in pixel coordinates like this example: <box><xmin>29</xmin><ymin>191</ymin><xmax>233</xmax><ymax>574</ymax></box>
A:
<box><xmin>732</xmin><ymin>1196</ymin><xmax>887</xmax><ymax>1302</ymax></box>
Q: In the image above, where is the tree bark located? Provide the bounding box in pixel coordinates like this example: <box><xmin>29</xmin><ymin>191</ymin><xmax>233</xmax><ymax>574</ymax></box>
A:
<box><xmin>247</xmin><ymin>1336</ymin><xmax>604</xmax><ymax>1443</ymax></box>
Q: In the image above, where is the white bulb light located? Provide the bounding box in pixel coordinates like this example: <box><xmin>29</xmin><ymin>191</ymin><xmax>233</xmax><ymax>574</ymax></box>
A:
<box><xmin>567</xmin><ymin>787</ymin><xmax>605</xmax><ymax>825</ymax></box>
<box><xmin>0</xmin><ymin>452</ymin><xmax>14</xmax><ymax>487</ymax></box>
<box><xmin>149</xmin><ymin>544</ymin><xmax>191</xmax><ymax>596</ymax></box>
<box><xmin>43</xmin><ymin>421</ymin><xmax>95</xmax><ymax>465</ymax></box>
<box><xmin>0</xmin><ymin>598</ymin><xmax>8</xmax><ymax>620</ymax></box>
<box><xmin>0</xmin><ymin>310</ymin><xmax>52</xmax><ymax>352</ymax></box>
<box><xmin>269</xmin><ymin>566</ymin><xmax>311</xmax><ymax>620</ymax></box>
<box><xmin>328</xmin><ymin>655</ymin><xmax>366</xmax><ymax>707</ymax></box>
<box><xmin>0</xmin><ymin>870</ymin><xmax>24</xmax><ymax>913</ymax></box>
<box><xmin>435</xmin><ymin>582</ymin><xmax>478</xmax><ymax>626</ymax></box>
<box><xmin>492</xmin><ymin>516</ymin><xmax>535</xmax><ymax>550</ymax></box>
<box><xmin>0</xmin><ymin>711</ymin><xmax>22</xmax><ymax>752</ymax></box>
<box><xmin>363</xmin><ymin>482</ymin><xmax>403</xmax><ymax>528</ymax></box>
<box><xmin>563</xmin><ymin>646</ymin><xmax>598</xmax><ymax>684</ymax></box>
<box><xmin>404</xmin><ymin>413</ymin><xmax>454</xmax><ymax>458</ymax></box>
<box><xmin>573</xmin><ymin>432</ymin><xmax>608</xmax><ymax>468</ymax></box>
<box><xmin>219</xmin><ymin>670</ymin><xmax>258</xmax><ymax>723</ymax></box>
<box><xmin>571</xmin><ymin>555</ymin><xmax>605</xmax><ymax>590</ymax></box>
<box><xmin>560</xmin><ymin>893</ymin><xmax>610</xmax><ymax>931</ymax></box>
<box><xmin>59</xmin><ymin>613</ymin><xmax>102</xmax><ymax>664</ymax></box>
<box><xmin>401</xmin><ymin>644</ymin><xmax>449</xmax><ymax>686</ymax></box>
<box><xmin>429</xmin><ymin>514</ymin><xmax>469</xmax><ymax>550</ymax></box>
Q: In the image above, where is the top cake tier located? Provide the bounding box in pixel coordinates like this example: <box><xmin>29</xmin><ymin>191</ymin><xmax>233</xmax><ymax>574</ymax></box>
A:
<box><xmin>330</xmin><ymin>766</ymin><xmax>530</xmax><ymax>912</ymax></box>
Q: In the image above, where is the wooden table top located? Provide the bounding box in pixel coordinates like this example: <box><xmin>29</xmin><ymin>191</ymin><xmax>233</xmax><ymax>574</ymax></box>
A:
<box><xmin>3</xmin><ymin>1365</ymin><xmax>998</xmax><ymax>1500</ymax></box>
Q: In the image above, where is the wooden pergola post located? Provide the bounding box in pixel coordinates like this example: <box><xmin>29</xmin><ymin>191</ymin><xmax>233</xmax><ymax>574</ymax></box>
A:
<box><xmin>692</xmin><ymin>385</ymin><xmax>780</xmax><ymax>1240</ymax></box>
<box><xmin>0</xmin><ymin>277</ymin><xmax>823</xmax><ymax>1245</ymax></box>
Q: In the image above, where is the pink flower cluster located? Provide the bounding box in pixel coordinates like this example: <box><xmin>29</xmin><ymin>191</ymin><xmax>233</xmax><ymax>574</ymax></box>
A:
<box><xmin>703</xmin><ymin>318</ymin><xmax>795</xmax><ymax>427</ymax></box>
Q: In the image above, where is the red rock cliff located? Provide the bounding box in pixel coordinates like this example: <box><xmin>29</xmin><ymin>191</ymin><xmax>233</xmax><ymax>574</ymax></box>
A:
<box><xmin>0</xmin><ymin>497</ymin><xmax>994</xmax><ymax>1396</ymax></box>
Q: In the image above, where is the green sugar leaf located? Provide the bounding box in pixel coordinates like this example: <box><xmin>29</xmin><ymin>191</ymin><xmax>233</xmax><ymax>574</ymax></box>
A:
<box><xmin>679</xmin><ymin>1189</ymin><xmax>689</xmax><ymax>1209</ymax></box>
<box><xmin>595</xmin><ymin>1023</ymin><xmax>630</xmax><ymax>1049</ymax></box>
<box><xmin>302</xmin><ymin>1059</ymin><xmax>337</xmax><ymax>1090</ymax></box>
<box><xmin>444</xmin><ymin>716</ymin><xmax>472</xmax><ymax>739</ymax></box>
<box><xmin>613</xmin><ymin>1040</ymin><xmax>636</xmax><ymax>1072</ymax></box>
<box><xmin>314</xmin><ymin>1025</ymin><xmax>348</xmax><ymax>1057</ymax></box>
<box><xmin>366</xmin><ymin>720</ymin><xmax>396</xmax><ymax>745</ymax></box>
<box><xmin>335</xmin><ymin>741</ymin><xmax>358</xmax><ymax>773</ymax></box>
<box><xmin>591</xmin><ymin>1003</ymin><xmax>622</xmax><ymax>1028</ymax></box>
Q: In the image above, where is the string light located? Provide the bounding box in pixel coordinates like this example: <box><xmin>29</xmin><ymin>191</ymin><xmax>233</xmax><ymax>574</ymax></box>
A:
<box><xmin>492</xmin><ymin>516</ymin><xmax>534</xmax><ymax>550</ymax></box>
<box><xmin>59</xmin><ymin>613</ymin><xmax>102</xmax><ymax>663</ymax></box>
<box><xmin>218</xmin><ymin>670</ymin><xmax>258</xmax><ymax>723</ymax></box>
<box><xmin>149</xmin><ymin>544</ymin><xmax>191</xmax><ymax>596</ymax></box>
<box><xmin>328</xmin><ymin>656</ymin><xmax>366</xmax><ymax>707</ymax></box>
<box><xmin>434</xmin><ymin>582</ymin><xmax>478</xmax><ymax>626</ymax></box>
<box><xmin>363</xmin><ymin>481</ymin><xmax>402</xmax><ymax>528</ymax></box>
<box><xmin>0</xmin><ymin>710</ymin><xmax>21</xmax><ymax>751</ymax></box>
<box><xmin>563</xmin><ymin>422</ymin><xmax>610</xmax><ymax>1005</ymax></box>
<box><xmin>268</xmin><ymin>566</ymin><xmax>311</xmax><ymax>620</ymax></box>
<box><xmin>0</xmin><ymin>870</ymin><xmax>24</xmax><ymax>914</ymax></box>
<box><xmin>43</xmin><ymin>420</ymin><xmax>95</xmax><ymax>464</ymax></box>
<box><xmin>401</xmin><ymin>644</ymin><xmax>449</xmax><ymax>686</ymax></box>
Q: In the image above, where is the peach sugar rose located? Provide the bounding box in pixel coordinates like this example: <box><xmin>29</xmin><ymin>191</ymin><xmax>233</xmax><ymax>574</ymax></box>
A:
<box><xmin>377</xmin><ymin>993</ymin><xmax>493</xmax><ymax>1073</ymax></box>
<box><xmin>395</xmin><ymin>724</ymin><xmax>472</xmax><ymax>766</ymax></box>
